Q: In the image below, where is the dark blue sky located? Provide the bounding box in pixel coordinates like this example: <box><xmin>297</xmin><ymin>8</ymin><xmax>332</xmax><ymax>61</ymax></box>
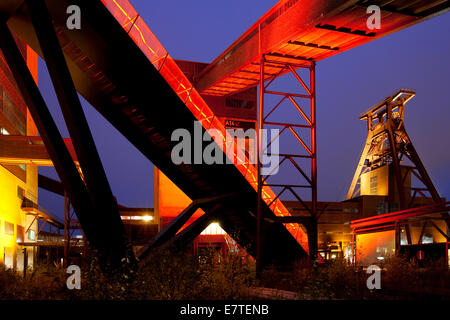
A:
<box><xmin>38</xmin><ymin>1</ymin><xmax>450</xmax><ymax>217</ymax></box>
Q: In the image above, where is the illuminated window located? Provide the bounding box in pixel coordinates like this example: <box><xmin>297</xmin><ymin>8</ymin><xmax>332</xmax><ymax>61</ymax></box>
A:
<box><xmin>344</xmin><ymin>245</ymin><xmax>353</xmax><ymax>261</ymax></box>
<box><xmin>370</xmin><ymin>176</ymin><xmax>377</xmax><ymax>194</ymax></box>
<box><xmin>16</xmin><ymin>225</ymin><xmax>24</xmax><ymax>243</ymax></box>
<box><xmin>201</xmin><ymin>222</ymin><xmax>226</xmax><ymax>235</ymax></box>
<box><xmin>121</xmin><ymin>215</ymin><xmax>154</xmax><ymax>222</ymax></box>
<box><xmin>5</xmin><ymin>222</ymin><xmax>14</xmax><ymax>235</ymax></box>
<box><xmin>422</xmin><ymin>234</ymin><xmax>433</xmax><ymax>244</ymax></box>
<box><xmin>400</xmin><ymin>232</ymin><xmax>408</xmax><ymax>245</ymax></box>
<box><xmin>17</xmin><ymin>186</ymin><xmax>25</xmax><ymax>200</ymax></box>
<box><xmin>3</xmin><ymin>247</ymin><xmax>14</xmax><ymax>269</ymax></box>
<box><xmin>28</xmin><ymin>230</ymin><xmax>36</xmax><ymax>241</ymax></box>
<box><xmin>448</xmin><ymin>248</ymin><xmax>450</xmax><ymax>269</ymax></box>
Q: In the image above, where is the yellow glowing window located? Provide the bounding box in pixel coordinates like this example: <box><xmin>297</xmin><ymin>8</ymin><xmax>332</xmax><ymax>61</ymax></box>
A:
<box><xmin>16</xmin><ymin>225</ymin><xmax>24</xmax><ymax>243</ymax></box>
<box><xmin>5</xmin><ymin>222</ymin><xmax>14</xmax><ymax>235</ymax></box>
<box><xmin>28</xmin><ymin>230</ymin><xmax>36</xmax><ymax>241</ymax></box>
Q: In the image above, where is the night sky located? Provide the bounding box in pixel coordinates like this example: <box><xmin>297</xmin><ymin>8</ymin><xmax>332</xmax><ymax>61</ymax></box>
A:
<box><xmin>38</xmin><ymin>1</ymin><xmax>450</xmax><ymax>219</ymax></box>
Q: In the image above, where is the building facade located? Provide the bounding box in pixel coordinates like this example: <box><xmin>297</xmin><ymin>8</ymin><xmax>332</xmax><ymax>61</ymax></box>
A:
<box><xmin>0</xmin><ymin>37</ymin><xmax>39</xmax><ymax>270</ymax></box>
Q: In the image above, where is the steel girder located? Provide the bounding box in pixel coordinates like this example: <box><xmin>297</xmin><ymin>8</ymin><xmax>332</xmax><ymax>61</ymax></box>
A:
<box><xmin>0</xmin><ymin>2</ymin><xmax>134</xmax><ymax>271</ymax></box>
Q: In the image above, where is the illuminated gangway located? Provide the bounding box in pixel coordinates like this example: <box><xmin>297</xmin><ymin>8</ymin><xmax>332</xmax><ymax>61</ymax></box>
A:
<box><xmin>0</xmin><ymin>135</ymin><xmax>77</xmax><ymax>166</ymax></box>
<box><xmin>196</xmin><ymin>0</ymin><xmax>449</xmax><ymax>96</ymax></box>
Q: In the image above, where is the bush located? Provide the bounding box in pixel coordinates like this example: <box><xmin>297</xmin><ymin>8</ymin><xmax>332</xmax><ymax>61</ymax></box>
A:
<box><xmin>0</xmin><ymin>248</ymin><xmax>257</xmax><ymax>300</ymax></box>
<box><xmin>0</xmin><ymin>263</ymin><xmax>69</xmax><ymax>300</ymax></box>
<box><xmin>199</xmin><ymin>250</ymin><xmax>256</xmax><ymax>299</ymax></box>
<box><xmin>1</xmin><ymin>252</ymin><xmax>448</xmax><ymax>300</ymax></box>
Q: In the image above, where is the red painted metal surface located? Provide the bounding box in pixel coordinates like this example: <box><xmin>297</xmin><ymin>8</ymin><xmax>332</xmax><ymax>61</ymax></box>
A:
<box><xmin>196</xmin><ymin>0</ymin><xmax>449</xmax><ymax>96</ymax></box>
<box><xmin>100</xmin><ymin>0</ymin><xmax>449</xmax><ymax>257</ymax></box>
<box><xmin>101</xmin><ymin>0</ymin><xmax>309</xmax><ymax>251</ymax></box>
<box><xmin>256</xmin><ymin>57</ymin><xmax>317</xmax><ymax>263</ymax></box>
<box><xmin>351</xmin><ymin>202</ymin><xmax>449</xmax><ymax>231</ymax></box>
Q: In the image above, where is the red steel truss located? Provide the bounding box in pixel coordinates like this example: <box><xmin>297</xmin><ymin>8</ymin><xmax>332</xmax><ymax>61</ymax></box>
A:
<box><xmin>256</xmin><ymin>55</ymin><xmax>317</xmax><ymax>270</ymax></box>
<box><xmin>196</xmin><ymin>0</ymin><xmax>449</xmax><ymax>97</ymax></box>
<box><xmin>102</xmin><ymin>0</ymin><xmax>310</xmax><ymax>253</ymax></box>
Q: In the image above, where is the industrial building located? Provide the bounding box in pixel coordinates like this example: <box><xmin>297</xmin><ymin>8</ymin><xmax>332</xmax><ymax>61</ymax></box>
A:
<box><xmin>0</xmin><ymin>0</ymin><xmax>448</xmax><ymax>273</ymax></box>
<box><xmin>0</xmin><ymin>36</ymin><xmax>39</xmax><ymax>270</ymax></box>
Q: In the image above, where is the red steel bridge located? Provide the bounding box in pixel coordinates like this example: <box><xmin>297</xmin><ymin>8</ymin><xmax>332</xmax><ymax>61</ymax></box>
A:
<box><xmin>0</xmin><ymin>0</ymin><xmax>447</xmax><ymax>270</ymax></box>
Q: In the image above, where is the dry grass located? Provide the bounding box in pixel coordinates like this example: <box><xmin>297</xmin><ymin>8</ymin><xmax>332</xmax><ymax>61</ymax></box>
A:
<box><xmin>0</xmin><ymin>249</ymin><xmax>256</xmax><ymax>300</ymax></box>
<box><xmin>0</xmin><ymin>252</ymin><xmax>448</xmax><ymax>300</ymax></box>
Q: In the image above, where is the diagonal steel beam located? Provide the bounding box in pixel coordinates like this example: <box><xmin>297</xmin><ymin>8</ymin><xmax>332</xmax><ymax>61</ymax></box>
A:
<box><xmin>0</xmin><ymin>14</ymin><xmax>132</xmax><ymax>271</ymax></box>
<box><xmin>0</xmin><ymin>17</ymin><xmax>92</xmax><ymax>235</ymax></box>
<box><xmin>26</xmin><ymin>0</ymin><xmax>133</xmax><ymax>265</ymax></box>
<box><xmin>38</xmin><ymin>174</ymin><xmax>65</xmax><ymax>196</ymax></box>
<box><xmin>138</xmin><ymin>193</ymin><xmax>235</xmax><ymax>260</ymax></box>
<box><xmin>26</xmin><ymin>0</ymin><xmax>136</xmax><ymax>269</ymax></box>
<box><xmin>138</xmin><ymin>204</ymin><xmax>223</xmax><ymax>266</ymax></box>
<box><xmin>166</xmin><ymin>204</ymin><xmax>222</xmax><ymax>250</ymax></box>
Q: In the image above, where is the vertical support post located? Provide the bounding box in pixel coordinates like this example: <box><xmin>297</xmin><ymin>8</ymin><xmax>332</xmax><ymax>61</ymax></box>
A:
<box><xmin>23</xmin><ymin>248</ymin><xmax>28</xmax><ymax>278</ymax></box>
<box><xmin>309</xmin><ymin>63</ymin><xmax>318</xmax><ymax>263</ymax></box>
<box><xmin>395</xmin><ymin>221</ymin><xmax>400</xmax><ymax>252</ymax></box>
<box><xmin>405</xmin><ymin>224</ymin><xmax>412</xmax><ymax>244</ymax></box>
<box><xmin>446</xmin><ymin>240</ymin><xmax>449</xmax><ymax>269</ymax></box>
<box><xmin>256</xmin><ymin>55</ymin><xmax>265</xmax><ymax>275</ymax></box>
<box><xmin>310</xmin><ymin>63</ymin><xmax>317</xmax><ymax>219</ymax></box>
<box><xmin>64</xmin><ymin>192</ymin><xmax>70</xmax><ymax>269</ymax></box>
<box><xmin>258</xmin><ymin>58</ymin><xmax>318</xmax><ymax>264</ymax></box>
<box><xmin>82</xmin><ymin>232</ymin><xmax>87</xmax><ymax>269</ymax></box>
<box><xmin>446</xmin><ymin>223</ymin><xmax>449</xmax><ymax>269</ymax></box>
<box><xmin>352</xmin><ymin>231</ymin><xmax>356</xmax><ymax>266</ymax></box>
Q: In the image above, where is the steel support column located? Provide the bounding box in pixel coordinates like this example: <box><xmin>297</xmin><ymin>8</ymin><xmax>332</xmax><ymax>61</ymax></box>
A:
<box><xmin>309</xmin><ymin>63</ymin><xmax>318</xmax><ymax>261</ymax></box>
<box><xmin>446</xmin><ymin>240</ymin><xmax>449</xmax><ymax>269</ymax></box>
<box><xmin>352</xmin><ymin>231</ymin><xmax>356</xmax><ymax>266</ymax></box>
<box><xmin>64</xmin><ymin>192</ymin><xmax>82</xmax><ymax>268</ymax></box>
<box><xmin>256</xmin><ymin>57</ymin><xmax>318</xmax><ymax>267</ymax></box>
<box><xmin>256</xmin><ymin>55</ymin><xmax>264</xmax><ymax>275</ymax></box>
<box><xmin>310</xmin><ymin>63</ymin><xmax>317</xmax><ymax>222</ymax></box>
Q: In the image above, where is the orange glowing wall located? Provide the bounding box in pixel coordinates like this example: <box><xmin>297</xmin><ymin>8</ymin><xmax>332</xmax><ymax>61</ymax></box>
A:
<box><xmin>154</xmin><ymin>168</ymin><xmax>204</xmax><ymax>231</ymax></box>
<box><xmin>154</xmin><ymin>60</ymin><xmax>257</xmax><ymax>232</ymax></box>
<box><xmin>356</xmin><ymin>230</ymin><xmax>395</xmax><ymax>266</ymax></box>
